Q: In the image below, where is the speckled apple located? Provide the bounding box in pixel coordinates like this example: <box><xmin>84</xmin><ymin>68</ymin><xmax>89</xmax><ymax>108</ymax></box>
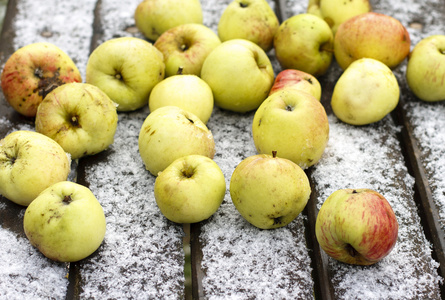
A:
<box><xmin>252</xmin><ymin>89</ymin><xmax>329</xmax><ymax>169</ymax></box>
<box><xmin>0</xmin><ymin>130</ymin><xmax>71</xmax><ymax>206</ymax></box>
<box><xmin>138</xmin><ymin>106</ymin><xmax>215</xmax><ymax>176</ymax></box>
<box><xmin>1</xmin><ymin>42</ymin><xmax>82</xmax><ymax>117</ymax></box>
<box><xmin>35</xmin><ymin>82</ymin><xmax>118</xmax><ymax>159</ymax></box>
<box><xmin>23</xmin><ymin>181</ymin><xmax>106</xmax><ymax>262</ymax></box>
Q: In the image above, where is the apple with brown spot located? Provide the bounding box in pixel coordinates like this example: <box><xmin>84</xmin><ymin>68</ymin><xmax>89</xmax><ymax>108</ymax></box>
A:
<box><xmin>1</xmin><ymin>42</ymin><xmax>82</xmax><ymax>117</ymax></box>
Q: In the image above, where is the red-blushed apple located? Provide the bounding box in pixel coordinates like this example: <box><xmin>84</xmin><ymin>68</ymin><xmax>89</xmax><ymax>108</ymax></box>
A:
<box><xmin>217</xmin><ymin>0</ymin><xmax>279</xmax><ymax>52</ymax></box>
<box><xmin>406</xmin><ymin>35</ymin><xmax>445</xmax><ymax>102</ymax></box>
<box><xmin>230</xmin><ymin>151</ymin><xmax>311</xmax><ymax>229</ymax></box>
<box><xmin>334</xmin><ymin>12</ymin><xmax>410</xmax><ymax>70</ymax></box>
<box><xmin>1</xmin><ymin>42</ymin><xmax>82</xmax><ymax>117</ymax></box>
<box><xmin>269</xmin><ymin>69</ymin><xmax>322</xmax><ymax>101</ymax></box>
<box><xmin>315</xmin><ymin>188</ymin><xmax>399</xmax><ymax>265</ymax></box>
<box><xmin>154</xmin><ymin>23</ymin><xmax>221</xmax><ymax>77</ymax></box>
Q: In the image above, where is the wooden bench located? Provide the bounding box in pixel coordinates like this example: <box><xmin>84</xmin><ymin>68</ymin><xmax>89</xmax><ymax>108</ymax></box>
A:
<box><xmin>0</xmin><ymin>0</ymin><xmax>444</xmax><ymax>299</ymax></box>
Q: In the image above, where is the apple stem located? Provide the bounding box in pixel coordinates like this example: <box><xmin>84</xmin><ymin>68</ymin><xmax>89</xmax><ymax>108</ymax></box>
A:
<box><xmin>272</xmin><ymin>151</ymin><xmax>277</xmax><ymax>158</ymax></box>
<box><xmin>177</xmin><ymin>66</ymin><xmax>184</xmax><ymax>75</ymax></box>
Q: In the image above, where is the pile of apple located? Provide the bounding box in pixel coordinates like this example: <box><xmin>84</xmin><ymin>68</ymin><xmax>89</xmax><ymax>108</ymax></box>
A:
<box><xmin>0</xmin><ymin>0</ymin><xmax>443</xmax><ymax>266</ymax></box>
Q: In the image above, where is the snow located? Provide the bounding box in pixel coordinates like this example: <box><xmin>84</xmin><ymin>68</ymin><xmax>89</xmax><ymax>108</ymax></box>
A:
<box><xmin>0</xmin><ymin>0</ymin><xmax>444</xmax><ymax>298</ymax></box>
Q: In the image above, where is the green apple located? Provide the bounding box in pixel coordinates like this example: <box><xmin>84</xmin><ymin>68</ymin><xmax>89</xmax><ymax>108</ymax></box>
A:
<box><xmin>0</xmin><ymin>42</ymin><xmax>82</xmax><ymax>117</ymax></box>
<box><xmin>0</xmin><ymin>130</ymin><xmax>71</xmax><ymax>206</ymax></box>
<box><xmin>268</xmin><ymin>69</ymin><xmax>322</xmax><ymax>101</ymax></box>
<box><xmin>406</xmin><ymin>35</ymin><xmax>445</xmax><ymax>102</ymax></box>
<box><xmin>217</xmin><ymin>0</ymin><xmax>279</xmax><ymax>52</ymax></box>
<box><xmin>134</xmin><ymin>0</ymin><xmax>203</xmax><ymax>42</ymax></box>
<box><xmin>331</xmin><ymin>58</ymin><xmax>399</xmax><ymax>126</ymax></box>
<box><xmin>307</xmin><ymin>0</ymin><xmax>371</xmax><ymax>34</ymax></box>
<box><xmin>35</xmin><ymin>82</ymin><xmax>119</xmax><ymax>159</ymax></box>
<box><xmin>138</xmin><ymin>106</ymin><xmax>215</xmax><ymax>176</ymax></box>
<box><xmin>23</xmin><ymin>181</ymin><xmax>106</xmax><ymax>262</ymax></box>
<box><xmin>315</xmin><ymin>188</ymin><xmax>398</xmax><ymax>265</ymax></box>
<box><xmin>273</xmin><ymin>13</ymin><xmax>334</xmax><ymax>77</ymax></box>
<box><xmin>154</xmin><ymin>23</ymin><xmax>221</xmax><ymax>77</ymax></box>
<box><xmin>86</xmin><ymin>37</ymin><xmax>165</xmax><ymax>112</ymax></box>
<box><xmin>154</xmin><ymin>155</ymin><xmax>226</xmax><ymax>223</ymax></box>
<box><xmin>334</xmin><ymin>12</ymin><xmax>410</xmax><ymax>70</ymax></box>
<box><xmin>149</xmin><ymin>74</ymin><xmax>214</xmax><ymax>124</ymax></box>
<box><xmin>252</xmin><ymin>89</ymin><xmax>329</xmax><ymax>169</ymax></box>
<box><xmin>201</xmin><ymin>39</ymin><xmax>274</xmax><ymax>113</ymax></box>
<box><xmin>230</xmin><ymin>151</ymin><xmax>311</xmax><ymax>229</ymax></box>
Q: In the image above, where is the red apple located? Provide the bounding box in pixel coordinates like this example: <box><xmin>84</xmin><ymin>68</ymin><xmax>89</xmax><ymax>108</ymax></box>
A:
<box><xmin>315</xmin><ymin>188</ymin><xmax>399</xmax><ymax>265</ymax></box>
<box><xmin>1</xmin><ymin>42</ymin><xmax>82</xmax><ymax>117</ymax></box>
<box><xmin>269</xmin><ymin>69</ymin><xmax>322</xmax><ymax>101</ymax></box>
<box><xmin>334</xmin><ymin>12</ymin><xmax>411</xmax><ymax>70</ymax></box>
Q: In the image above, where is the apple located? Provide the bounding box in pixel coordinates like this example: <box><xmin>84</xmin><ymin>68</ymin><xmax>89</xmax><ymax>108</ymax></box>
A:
<box><xmin>252</xmin><ymin>89</ymin><xmax>329</xmax><ymax>169</ymax></box>
<box><xmin>154</xmin><ymin>23</ymin><xmax>221</xmax><ymax>77</ymax></box>
<box><xmin>331</xmin><ymin>58</ymin><xmax>399</xmax><ymax>126</ymax></box>
<box><xmin>1</xmin><ymin>42</ymin><xmax>82</xmax><ymax>117</ymax></box>
<box><xmin>273</xmin><ymin>13</ymin><xmax>334</xmax><ymax>77</ymax></box>
<box><xmin>154</xmin><ymin>154</ymin><xmax>226</xmax><ymax>223</ymax></box>
<box><xmin>35</xmin><ymin>82</ymin><xmax>119</xmax><ymax>159</ymax></box>
<box><xmin>138</xmin><ymin>106</ymin><xmax>215</xmax><ymax>176</ymax></box>
<box><xmin>230</xmin><ymin>151</ymin><xmax>311</xmax><ymax>229</ymax></box>
<box><xmin>315</xmin><ymin>188</ymin><xmax>398</xmax><ymax>265</ymax></box>
<box><xmin>406</xmin><ymin>35</ymin><xmax>445</xmax><ymax>102</ymax></box>
<box><xmin>23</xmin><ymin>181</ymin><xmax>106</xmax><ymax>262</ymax></box>
<box><xmin>148</xmin><ymin>73</ymin><xmax>214</xmax><ymax>124</ymax></box>
<box><xmin>86</xmin><ymin>37</ymin><xmax>165</xmax><ymax>112</ymax></box>
<box><xmin>269</xmin><ymin>69</ymin><xmax>322</xmax><ymax>101</ymax></box>
<box><xmin>307</xmin><ymin>0</ymin><xmax>371</xmax><ymax>34</ymax></box>
<box><xmin>134</xmin><ymin>0</ymin><xmax>203</xmax><ymax>42</ymax></box>
<box><xmin>334</xmin><ymin>12</ymin><xmax>410</xmax><ymax>70</ymax></box>
<box><xmin>0</xmin><ymin>130</ymin><xmax>71</xmax><ymax>206</ymax></box>
<box><xmin>217</xmin><ymin>0</ymin><xmax>279</xmax><ymax>52</ymax></box>
<box><xmin>200</xmin><ymin>39</ymin><xmax>274</xmax><ymax>113</ymax></box>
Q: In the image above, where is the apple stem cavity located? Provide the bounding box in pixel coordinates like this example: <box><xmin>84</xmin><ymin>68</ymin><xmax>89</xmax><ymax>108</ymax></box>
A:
<box><xmin>63</xmin><ymin>195</ymin><xmax>73</xmax><ymax>205</ymax></box>
<box><xmin>70</xmin><ymin>115</ymin><xmax>80</xmax><ymax>127</ymax></box>
<box><xmin>239</xmin><ymin>1</ymin><xmax>248</xmax><ymax>8</ymax></box>
<box><xmin>345</xmin><ymin>243</ymin><xmax>359</xmax><ymax>258</ymax></box>
<box><xmin>181</xmin><ymin>165</ymin><xmax>195</xmax><ymax>178</ymax></box>
<box><xmin>285</xmin><ymin>104</ymin><xmax>294</xmax><ymax>112</ymax></box>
